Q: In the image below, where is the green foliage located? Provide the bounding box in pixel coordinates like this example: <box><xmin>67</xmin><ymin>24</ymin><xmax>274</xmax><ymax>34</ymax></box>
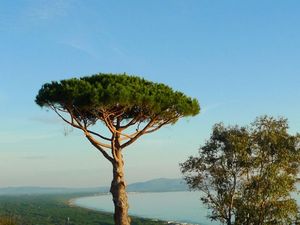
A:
<box><xmin>181</xmin><ymin>116</ymin><xmax>300</xmax><ymax>225</ymax></box>
<box><xmin>0</xmin><ymin>194</ymin><xmax>167</xmax><ymax>225</ymax></box>
<box><xmin>235</xmin><ymin>116</ymin><xmax>300</xmax><ymax>225</ymax></box>
<box><xmin>181</xmin><ymin>122</ymin><xmax>250</xmax><ymax>225</ymax></box>
<box><xmin>35</xmin><ymin>73</ymin><xmax>200</xmax><ymax>122</ymax></box>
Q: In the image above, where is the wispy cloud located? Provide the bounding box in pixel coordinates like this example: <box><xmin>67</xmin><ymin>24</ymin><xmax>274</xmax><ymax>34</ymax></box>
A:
<box><xmin>25</xmin><ymin>0</ymin><xmax>74</xmax><ymax>21</ymax></box>
<box><xmin>60</xmin><ymin>38</ymin><xmax>99</xmax><ymax>59</ymax></box>
<box><xmin>111</xmin><ymin>46</ymin><xmax>127</xmax><ymax>58</ymax></box>
<box><xmin>59</xmin><ymin>36</ymin><xmax>130</xmax><ymax>64</ymax></box>
<box><xmin>201</xmin><ymin>101</ymin><xmax>238</xmax><ymax>114</ymax></box>
<box><xmin>0</xmin><ymin>0</ymin><xmax>75</xmax><ymax>32</ymax></box>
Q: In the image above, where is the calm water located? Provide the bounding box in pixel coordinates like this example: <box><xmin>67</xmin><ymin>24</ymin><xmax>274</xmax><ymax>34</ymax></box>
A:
<box><xmin>74</xmin><ymin>191</ymin><xmax>219</xmax><ymax>225</ymax></box>
<box><xmin>74</xmin><ymin>191</ymin><xmax>300</xmax><ymax>225</ymax></box>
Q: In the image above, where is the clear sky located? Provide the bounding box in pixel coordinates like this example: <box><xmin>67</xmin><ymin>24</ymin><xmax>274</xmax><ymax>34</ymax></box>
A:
<box><xmin>0</xmin><ymin>0</ymin><xmax>299</xmax><ymax>188</ymax></box>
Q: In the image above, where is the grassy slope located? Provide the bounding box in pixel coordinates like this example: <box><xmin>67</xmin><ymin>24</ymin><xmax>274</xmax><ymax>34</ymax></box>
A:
<box><xmin>0</xmin><ymin>194</ymin><xmax>168</xmax><ymax>225</ymax></box>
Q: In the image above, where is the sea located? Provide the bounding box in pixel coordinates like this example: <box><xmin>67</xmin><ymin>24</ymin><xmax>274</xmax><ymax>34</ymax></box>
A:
<box><xmin>73</xmin><ymin>191</ymin><xmax>220</xmax><ymax>225</ymax></box>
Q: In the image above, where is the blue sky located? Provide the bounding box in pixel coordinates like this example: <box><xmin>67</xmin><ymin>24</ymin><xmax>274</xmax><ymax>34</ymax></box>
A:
<box><xmin>0</xmin><ymin>0</ymin><xmax>299</xmax><ymax>187</ymax></box>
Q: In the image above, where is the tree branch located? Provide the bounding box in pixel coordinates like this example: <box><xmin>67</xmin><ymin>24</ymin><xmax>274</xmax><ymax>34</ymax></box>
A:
<box><xmin>68</xmin><ymin>107</ymin><xmax>112</xmax><ymax>142</ymax></box>
<box><xmin>121</xmin><ymin>117</ymin><xmax>158</xmax><ymax>149</ymax></box>
<box><xmin>110</xmin><ymin>133</ymin><xmax>119</xmax><ymax>161</ymax></box>
<box><xmin>85</xmin><ymin>133</ymin><xmax>114</xmax><ymax>163</ymax></box>
<box><xmin>50</xmin><ymin>105</ymin><xmax>82</xmax><ymax>129</ymax></box>
<box><xmin>49</xmin><ymin>104</ymin><xmax>112</xmax><ymax>149</ymax></box>
<box><xmin>119</xmin><ymin>115</ymin><xmax>143</xmax><ymax>130</ymax></box>
<box><xmin>144</xmin><ymin>116</ymin><xmax>178</xmax><ymax>134</ymax></box>
<box><xmin>85</xmin><ymin>132</ymin><xmax>112</xmax><ymax>149</ymax></box>
<box><xmin>86</xmin><ymin>129</ymin><xmax>112</xmax><ymax>141</ymax></box>
<box><xmin>100</xmin><ymin>111</ymin><xmax>117</xmax><ymax>134</ymax></box>
<box><xmin>145</xmin><ymin>121</ymin><xmax>170</xmax><ymax>134</ymax></box>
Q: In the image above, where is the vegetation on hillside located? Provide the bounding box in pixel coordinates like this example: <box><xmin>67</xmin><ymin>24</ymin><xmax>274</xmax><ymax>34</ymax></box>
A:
<box><xmin>0</xmin><ymin>194</ymin><xmax>167</xmax><ymax>225</ymax></box>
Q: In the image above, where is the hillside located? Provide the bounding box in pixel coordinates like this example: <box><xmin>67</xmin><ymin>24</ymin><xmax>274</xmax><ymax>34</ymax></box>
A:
<box><xmin>127</xmin><ymin>178</ymin><xmax>188</xmax><ymax>192</ymax></box>
<box><xmin>0</xmin><ymin>178</ymin><xmax>188</xmax><ymax>195</ymax></box>
<box><xmin>0</xmin><ymin>194</ymin><xmax>168</xmax><ymax>225</ymax></box>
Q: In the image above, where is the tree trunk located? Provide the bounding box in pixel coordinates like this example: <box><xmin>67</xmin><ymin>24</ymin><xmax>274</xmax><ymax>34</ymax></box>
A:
<box><xmin>110</xmin><ymin>152</ymin><xmax>131</xmax><ymax>225</ymax></box>
<box><xmin>227</xmin><ymin>219</ymin><xmax>232</xmax><ymax>225</ymax></box>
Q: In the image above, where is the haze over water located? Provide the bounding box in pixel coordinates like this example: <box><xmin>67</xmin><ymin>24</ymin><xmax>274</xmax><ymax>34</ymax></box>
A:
<box><xmin>74</xmin><ymin>191</ymin><xmax>219</xmax><ymax>225</ymax></box>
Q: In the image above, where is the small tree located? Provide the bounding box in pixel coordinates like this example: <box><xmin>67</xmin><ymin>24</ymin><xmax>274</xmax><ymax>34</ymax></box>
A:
<box><xmin>235</xmin><ymin>116</ymin><xmax>300</xmax><ymax>225</ymax></box>
<box><xmin>181</xmin><ymin>116</ymin><xmax>300</xmax><ymax>225</ymax></box>
<box><xmin>35</xmin><ymin>73</ymin><xmax>200</xmax><ymax>225</ymax></box>
<box><xmin>180</xmin><ymin>123</ymin><xmax>251</xmax><ymax>225</ymax></box>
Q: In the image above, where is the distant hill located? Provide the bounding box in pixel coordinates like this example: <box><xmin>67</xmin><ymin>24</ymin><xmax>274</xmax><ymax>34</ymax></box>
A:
<box><xmin>0</xmin><ymin>178</ymin><xmax>188</xmax><ymax>195</ymax></box>
<box><xmin>0</xmin><ymin>186</ymin><xmax>105</xmax><ymax>196</ymax></box>
<box><xmin>127</xmin><ymin>178</ymin><xmax>188</xmax><ymax>192</ymax></box>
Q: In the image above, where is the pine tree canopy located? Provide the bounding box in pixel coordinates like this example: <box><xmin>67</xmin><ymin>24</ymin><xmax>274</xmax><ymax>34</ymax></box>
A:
<box><xmin>35</xmin><ymin>73</ymin><xmax>200</xmax><ymax>123</ymax></box>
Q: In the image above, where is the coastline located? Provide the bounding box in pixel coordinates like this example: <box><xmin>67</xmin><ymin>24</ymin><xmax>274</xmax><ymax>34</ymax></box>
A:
<box><xmin>69</xmin><ymin>192</ymin><xmax>200</xmax><ymax>225</ymax></box>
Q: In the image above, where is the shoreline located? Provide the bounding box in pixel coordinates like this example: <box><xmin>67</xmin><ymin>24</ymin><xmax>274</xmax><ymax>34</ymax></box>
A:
<box><xmin>69</xmin><ymin>192</ymin><xmax>200</xmax><ymax>225</ymax></box>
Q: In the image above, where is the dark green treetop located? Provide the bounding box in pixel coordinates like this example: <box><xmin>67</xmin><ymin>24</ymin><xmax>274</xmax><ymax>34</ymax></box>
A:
<box><xmin>36</xmin><ymin>73</ymin><xmax>199</xmax><ymax>123</ymax></box>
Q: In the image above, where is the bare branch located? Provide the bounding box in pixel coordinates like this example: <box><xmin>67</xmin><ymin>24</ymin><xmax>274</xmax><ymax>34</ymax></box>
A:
<box><xmin>103</xmin><ymin>115</ymin><xmax>117</xmax><ymax>134</ymax></box>
<box><xmin>85</xmin><ymin>132</ymin><xmax>112</xmax><ymax>149</ymax></box>
<box><xmin>121</xmin><ymin>117</ymin><xmax>158</xmax><ymax>149</ymax></box>
<box><xmin>113</xmin><ymin>109</ymin><xmax>125</xmax><ymax>119</ymax></box>
<box><xmin>145</xmin><ymin>116</ymin><xmax>178</xmax><ymax>134</ymax></box>
<box><xmin>49</xmin><ymin>104</ymin><xmax>112</xmax><ymax>144</ymax></box>
<box><xmin>87</xmin><ymin>129</ymin><xmax>112</xmax><ymax>141</ymax></box>
<box><xmin>119</xmin><ymin>116</ymin><xmax>142</xmax><ymax>130</ymax></box>
<box><xmin>49</xmin><ymin>104</ymin><xmax>82</xmax><ymax>129</ymax></box>
<box><xmin>85</xmin><ymin>133</ymin><xmax>114</xmax><ymax>163</ymax></box>
<box><xmin>65</xmin><ymin>107</ymin><xmax>85</xmax><ymax>129</ymax></box>
<box><xmin>49</xmin><ymin>105</ymin><xmax>113</xmax><ymax>162</ymax></box>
